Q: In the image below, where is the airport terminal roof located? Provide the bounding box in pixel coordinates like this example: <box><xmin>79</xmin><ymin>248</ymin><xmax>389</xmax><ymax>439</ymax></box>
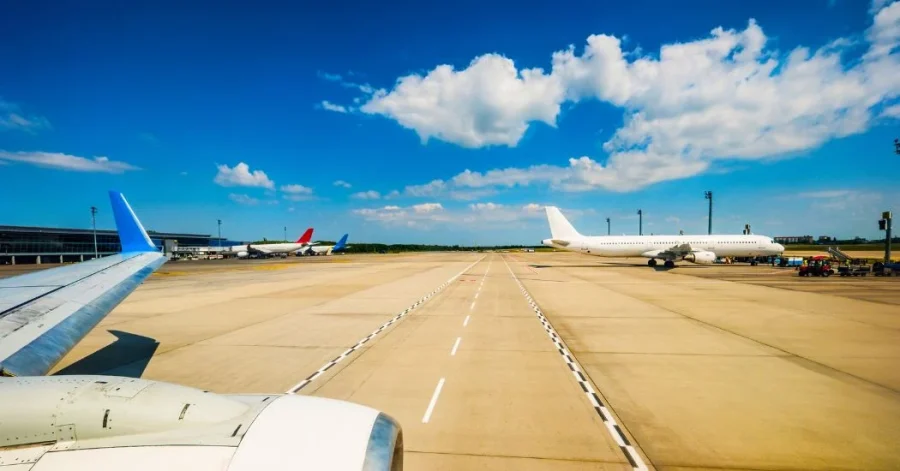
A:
<box><xmin>0</xmin><ymin>225</ymin><xmax>213</xmax><ymax>239</ymax></box>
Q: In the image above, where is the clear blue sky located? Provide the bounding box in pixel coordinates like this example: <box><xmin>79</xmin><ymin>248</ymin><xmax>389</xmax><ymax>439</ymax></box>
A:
<box><xmin>1</xmin><ymin>0</ymin><xmax>897</xmax><ymax>244</ymax></box>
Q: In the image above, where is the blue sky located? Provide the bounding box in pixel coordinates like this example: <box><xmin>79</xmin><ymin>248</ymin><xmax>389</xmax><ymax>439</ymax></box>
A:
<box><xmin>1</xmin><ymin>0</ymin><xmax>898</xmax><ymax>244</ymax></box>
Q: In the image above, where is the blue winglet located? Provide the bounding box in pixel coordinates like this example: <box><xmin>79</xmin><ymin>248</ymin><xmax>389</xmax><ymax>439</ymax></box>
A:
<box><xmin>109</xmin><ymin>191</ymin><xmax>158</xmax><ymax>253</ymax></box>
<box><xmin>334</xmin><ymin>233</ymin><xmax>349</xmax><ymax>251</ymax></box>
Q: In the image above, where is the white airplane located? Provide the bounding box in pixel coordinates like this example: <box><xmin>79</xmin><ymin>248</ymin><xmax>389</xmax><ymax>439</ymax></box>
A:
<box><xmin>300</xmin><ymin>233</ymin><xmax>349</xmax><ymax>256</ymax></box>
<box><xmin>0</xmin><ymin>193</ymin><xmax>402</xmax><ymax>471</ymax></box>
<box><xmin>226</xmin><ymin>228</ymin><xmax>315</xmax><ymax>258</ymax></box>
<box><xmin>542</xmin><ymin>206</ymin><xmax>785</xmax><ymax>268</ymax></box>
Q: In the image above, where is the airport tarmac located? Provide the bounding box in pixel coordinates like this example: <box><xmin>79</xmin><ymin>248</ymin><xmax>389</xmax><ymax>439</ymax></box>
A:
<box><xmin>49</xmin><ymin>252</ymin><xmax>900</xmax><ymax>470</ymax></box>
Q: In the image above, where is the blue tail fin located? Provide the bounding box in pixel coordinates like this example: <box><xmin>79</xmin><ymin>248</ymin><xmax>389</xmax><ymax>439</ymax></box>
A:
<box><xmin>333</xmin><ymin>233</ymin><xmax>349</xmax><ymax>251</ymax></box>
<box><xmin>109</xmin><ymin>191</ymin><xmax>158</xmax><ymax>253</ymax></box>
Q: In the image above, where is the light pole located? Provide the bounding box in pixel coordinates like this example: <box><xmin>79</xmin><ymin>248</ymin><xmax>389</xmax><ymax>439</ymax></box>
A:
<box><xmin>606</xmin><ymin>217</ymin><xmax>610</xmax><ymax>235</ymax></box>
<box><xmin>90</xmin><ymin>206</ymin><xmax>98</xmax><ymax>259</ymax></box>
<box><xmin>637</xmin><ymin>209</ymin><xmax>643</xmax><ymax>236</ymax></box>
<box><xmin>217</xmin><ymin>219</ymin><xmax>222</xmax><ymax>248</ymax></box>
<box><xmin>704</xmin><ymin>191</ymin><xmax>713</xmax><ymax>235</ymax></box>
<box><xmin>881</xmin><ymin>211</ymin><xmax>893</xmax><ymax>263</ymax></box>
<box><xmin>284</xmin><ymin>226</ymin><xmax>287</xmax><ymax>242</ymax></box>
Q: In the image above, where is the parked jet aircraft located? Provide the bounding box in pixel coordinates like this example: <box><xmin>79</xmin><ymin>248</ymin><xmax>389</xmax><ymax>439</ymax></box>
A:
<box><xmin>225</xmin><ymin>228</ymin><xmax>314</xmax><ymax>258</ymax></box>
<box><xmin>0</xmin><ymin>193</ymin><xmax>402</xmax><ymax>471</ymax></box>
<box><xmin>542</xmin><ymin>206</ymin><xmax>784</xmax><ymax>268</ymax></box>
<box><xmin>301</xmin><ymin>233</ymin><xmax>349</xmax><ymax>256</ymax></box>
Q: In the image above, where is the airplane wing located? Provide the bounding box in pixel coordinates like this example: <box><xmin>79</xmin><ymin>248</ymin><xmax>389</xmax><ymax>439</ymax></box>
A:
<box><xmin>0</xmin><ymin>193</ymin><xmax>404</xmax><ymax>471</ymax></box>
<box><xmin>248</xmin><ymin>244</ymin><xmax>273</xmax><ymax>254</ymax></box>
<box><xmin>641</xmin><ymin>243</ymin><xmax>693</xmax><ymax>260</ymax></box>
<box><xmin>0</xmin><ymin>191</ymin><xmax>166</xmax><ymax>377</ymax></box>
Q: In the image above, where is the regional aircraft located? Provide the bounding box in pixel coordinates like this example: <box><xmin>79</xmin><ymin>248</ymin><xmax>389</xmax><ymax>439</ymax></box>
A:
<box><xmin>300</xmin><ymin>233</ymin><xmax>350</xmax><ymax>256</ymax></box>
<box><xmin>225</xmin><ymin>228</ymin><xmax>315</xmax><ymax>258</ymax></box>
<box><xmin>0</xmin><ymin>193</ymin><xmax>402</xmax><ymax>471</ymax></box>
<box><xmin>542</xmin><ymin>206</ymin><xmax>785</xmax><ymax>268</ymax></box>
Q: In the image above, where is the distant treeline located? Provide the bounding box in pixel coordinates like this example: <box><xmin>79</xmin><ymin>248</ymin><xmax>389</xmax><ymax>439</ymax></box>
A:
<box><xmin>342</xmin><ymin>243</ymin><xmax>538</xmax><ymax>253</ymax></box>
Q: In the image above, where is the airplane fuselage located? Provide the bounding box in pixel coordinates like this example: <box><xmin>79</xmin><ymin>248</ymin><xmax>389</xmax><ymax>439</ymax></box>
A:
<box><xmin>543</xmin><ymin>234</ymin><xmax>784</xmax><ymax>259</ymax></box>
<box><xmin>226</xmin><ymin>242</ymin><xmax>310</xmax><ymax>256</ymax></box>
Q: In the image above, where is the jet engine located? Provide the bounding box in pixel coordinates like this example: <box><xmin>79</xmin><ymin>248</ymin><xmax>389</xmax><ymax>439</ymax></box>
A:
<box><xmin>683</xmin><ymin>251</ymin><xmax>716</xmax><ymax>264</ymax></box>
<box><xmin>0</xmin><ymin>376</ymin><xmax>403</xmax><ymax>471</ymax></box>
<box><xmin>237</xmin><ymin>251</ymin><xmax>249</xmax><ymax>258</ymax></box>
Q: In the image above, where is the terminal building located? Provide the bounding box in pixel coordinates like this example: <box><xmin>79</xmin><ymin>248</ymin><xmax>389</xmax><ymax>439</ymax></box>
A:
<box><xmin>0</xmin><ymin>225</ymin><xmax>241</xmax><ymax>265</ymax></box>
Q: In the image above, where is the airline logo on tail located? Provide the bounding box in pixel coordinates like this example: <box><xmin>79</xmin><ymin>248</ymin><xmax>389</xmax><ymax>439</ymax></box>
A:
<box><xmin>297</xmin><ymin>228</ymin><xmax>314</xmax><ymax>244</ymax></box>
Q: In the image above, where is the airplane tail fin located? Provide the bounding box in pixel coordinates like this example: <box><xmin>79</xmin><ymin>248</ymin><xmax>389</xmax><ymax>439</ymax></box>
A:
<box><xmin>545</xmin><ymin>206</ymin><xmax>582</xmax><ymax>240</ymax></box>
<box><xmin>333</xmin><ymin>233</ymin><xmax>349</xmax><ymax>251</ymax></box>
<box><xmin>297</xmin><ymin>228</ymin><xmax>314</xmax><ymax>244</ymax></box>
<box><xmin>109</xmin><ymin>191</ymin><xmax>158</xmax><ymax>253</ymax></box>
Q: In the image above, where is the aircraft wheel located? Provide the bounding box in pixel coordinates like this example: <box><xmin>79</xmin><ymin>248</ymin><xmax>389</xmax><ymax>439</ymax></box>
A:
<box><xmin>664</xmin><ymin>260</ymin><xmax>675</xmax><ymax>268</ymax></box>
<box><xmin>648</xmin><ymin>259</ymin><xmax>657</xmax><ymax>267</ymax></box>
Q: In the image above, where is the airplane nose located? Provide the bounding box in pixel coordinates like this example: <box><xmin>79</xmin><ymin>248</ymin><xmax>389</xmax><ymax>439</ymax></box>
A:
<box><xmin>776</xmin><ymin>243</ymin><xmax>785</xmax><ymax>252</ymax></box>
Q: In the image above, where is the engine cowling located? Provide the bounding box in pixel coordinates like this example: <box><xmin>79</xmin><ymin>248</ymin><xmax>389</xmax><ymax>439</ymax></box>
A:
<box><xmin>0</xmin><ymin>375</ymin><xmax>403</xmax><ymax>471</ymax></box>
<box><xmin>684</xmin><ymin>251</ymin><xmax>716</xmax><ymax>264</ymax></box>
<box><xmin>237</xmin><ymin>251</ymin><xmax>249</xmax><ymax>258</ymax></box>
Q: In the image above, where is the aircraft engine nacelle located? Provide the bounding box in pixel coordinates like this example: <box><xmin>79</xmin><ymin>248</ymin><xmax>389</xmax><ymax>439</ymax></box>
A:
<box><xmin>0</xmin><ymin>376</ymin><xmax>404</xmax><ymax>471</ymax></box>
<box><xmin>684</xmin><ymin>251</ymin><xmax>716</xmax><ymax>264</ymax></box>
<box><xmin>237</xmin><ymin>251</ymin><xmax>249</xmax><ymax>258</ymax></box>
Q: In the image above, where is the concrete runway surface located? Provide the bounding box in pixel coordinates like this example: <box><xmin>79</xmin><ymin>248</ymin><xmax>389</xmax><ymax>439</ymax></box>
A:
<box><xmin>46</xmin><ymin>252</ymin><xmax>900</xmax><ymax>470</ymax></box>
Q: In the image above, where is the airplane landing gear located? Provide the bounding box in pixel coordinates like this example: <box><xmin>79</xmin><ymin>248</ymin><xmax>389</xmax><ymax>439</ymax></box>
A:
<box><xmin>664</xmin><ymin>260</ymin><xmax>676</xmax><ymax>268</ymax></box>
<box><xmin>648</xmin><ymin>259</ymin><xmax>657</xmax><ymax>267</ymax></box>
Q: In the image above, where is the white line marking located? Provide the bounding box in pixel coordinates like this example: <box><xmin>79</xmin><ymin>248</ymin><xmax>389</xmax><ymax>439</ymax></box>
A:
<box><xmin>463</xmin><ymin>315</ymin><xmax>470</xmax><ymax>327</ymax></box>
<box><xmin>470</xmin><ymin>301</ymin><xmax>476</xmax><ymax>310</ymax></box>
<box><xmin>450</xmin><ymin>337</ymin><xmax>461</xmax><ymax>356</ymax></box>
<box><xmin>422</xmin><ymin>377</ymin><xmax>446</xmax><ymax>423</ymax></box>
<box><xmin>286</xmin><ymin>256</ymin><xmax>484</xmax><ymax>394</ymax></box>
<box><xmin>502</xmin><ymin>256</ymin><xmax>648</xmax><ymax>471</ymax></box>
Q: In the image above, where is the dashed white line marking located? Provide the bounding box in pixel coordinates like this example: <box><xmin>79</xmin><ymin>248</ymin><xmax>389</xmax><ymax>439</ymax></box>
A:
<box><xmin>422</xmin><ymin>377</ymin><xmax>446</xmax><ymax>423</ymax></box>
<box><xmin>286</xmin><ymin>256</ymin><xmax>485</xmax><ymax>394</ymax></box>
<box><xmin>450</xmin><ymin>337</ymin><xmax>461</xmax><ymax>356</ymax></box>
<box><xmin>502</xmin><ymin>256</ymin><xmax>648</xmax><ymax>471</ymax></box>
<box><xmin>470</xmin><ymin>301</ymin><xmax>476</xmax><ymax>310</ymax></box>
<box><xmin>463</xmin><ymin>315</ymin><xmax>470</xmax><ymax>327</ymax></box>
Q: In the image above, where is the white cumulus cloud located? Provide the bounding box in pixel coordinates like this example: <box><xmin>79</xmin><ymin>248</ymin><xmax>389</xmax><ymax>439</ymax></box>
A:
<box><xmin>281</xmin><ymin>183</ymin><xmax>315</xmax><ymax>201</ymax></box>
<box><xmin>214</xmin><ymin>162</ymin><xmax>275</xmax><ymax>189</ymax></box>
<box><xmin>413</xmin><ymin>202</ymin><xmax>443</xmax><ymax>213</ymax></box>
<box><xmin>352</xmin><ymin>190</ymin><xmax>381</xmax><ymax>199</ymax></box>
<box><xmin>281</xmin><ymin>184</ymin><xmax>313</xmax><ymax>194</ymax></box>
<box><xmin>333</xmin><ymin>180</ymin><xmax>352</xmax><ymax>188</ymax></box>
<box><xmin>0</xmin><ymin>150</ymin><xmax>139</xmax><ymax>173</ymax></box>
<box><xmin>320</xmin><ymin>100</ymin><xmax>348</xmax><ymax>113</ymax></box>
<box><xmin>362</xmin><ymin>3</ymin><xmax>900</xmax><ymax>192</ymax></box>
<box><xmin>352</xmin><ymin>201</ymin><xmax>550</xmax><ymax>229</ymax></box>
<box><xmin>229</xmin><ymin>193</ymin><xmax>260</xmax><ymax>205</ymax></box>
<box><xmin>362</xmin><ymin>54</ymin><xmax>563</xmax><ymax>148</ymax></box>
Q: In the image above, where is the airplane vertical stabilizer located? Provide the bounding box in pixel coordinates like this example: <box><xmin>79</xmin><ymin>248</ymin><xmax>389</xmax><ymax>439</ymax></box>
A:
<box><xmin>297</xmin><ymin>228</ymin><xmax>314</xmax><ymax>244</ymax></box>
<box><xmin>545</xmin><ymin>206</ymin><xmax>582</xmax><ymax>240</ymax></box>
<box><xmin>334</xmin><ymin>234</ymin><xmax>349</xmax><ymax>251</ymax></box>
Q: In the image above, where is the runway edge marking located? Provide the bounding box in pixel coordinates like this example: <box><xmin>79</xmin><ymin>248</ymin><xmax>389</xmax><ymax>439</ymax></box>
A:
<box><xmin>502</xmin><ymin>256</ymin><xmax>649</xmax><ymax>471</ymax></box>
<box><xmin>287</xmin><ymin>255</ymin><xmax>486</xmax><ymax>394</ymax></box>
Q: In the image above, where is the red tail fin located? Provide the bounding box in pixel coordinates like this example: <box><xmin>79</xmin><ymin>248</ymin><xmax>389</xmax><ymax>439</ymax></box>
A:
<box><xmin>296</xmin><ymin>228</ymin><xmax>314</xmax><ymax>244</ymax></box>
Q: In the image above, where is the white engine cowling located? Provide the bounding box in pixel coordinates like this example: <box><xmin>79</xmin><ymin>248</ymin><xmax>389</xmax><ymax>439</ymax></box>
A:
<box><xmin>0</xmin><ymin>376</ymin><xmax>403</xmax><ymax>471</ymax></box>
<box><xmin>684</xmin><ymin>251</ymin><xmax>716</xmax><ymax>264</ymax></box>
<box><xmin>237</xmin><ymin>251</ymin><xmax>249</xmax><ymax>258</ymax></box>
